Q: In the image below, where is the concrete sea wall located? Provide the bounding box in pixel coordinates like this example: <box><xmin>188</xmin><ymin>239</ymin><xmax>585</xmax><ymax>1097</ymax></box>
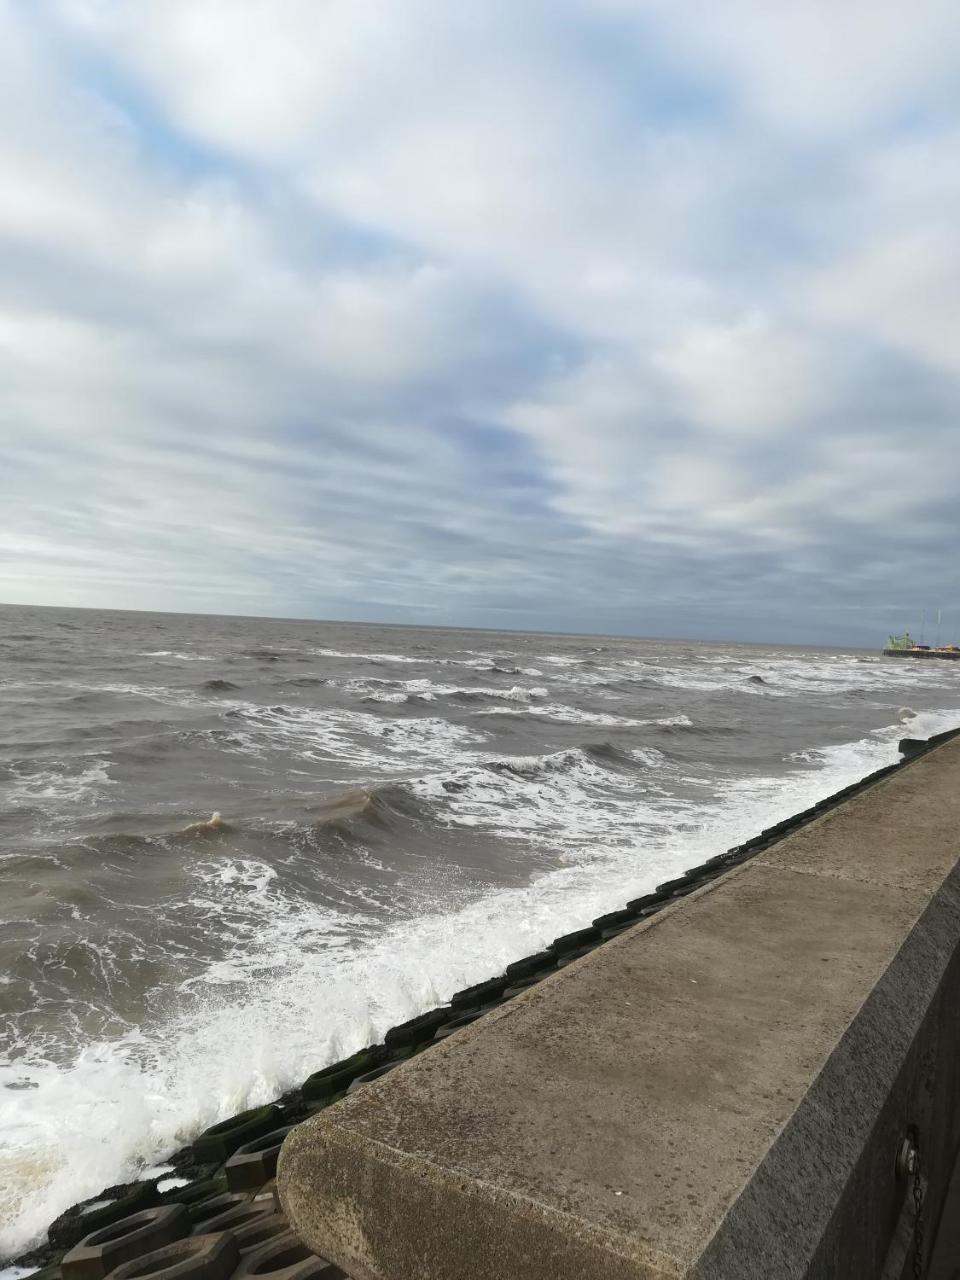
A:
<box><xmin>9</xmin><ymin>728</ymin><xmax>960</xmax><ymax>1280</ymax></box>
<box><xmin>278</xmin><ymin>728</ymin><xmax>960</xmax><ymax>1279</ymax></box>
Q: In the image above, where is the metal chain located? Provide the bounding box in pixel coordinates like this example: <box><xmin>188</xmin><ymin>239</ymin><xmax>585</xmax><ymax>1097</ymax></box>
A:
<box><xmin>913</xmin><ymin>1143</ymin><xmax>925</xmax><ymax>1280</ymax></box>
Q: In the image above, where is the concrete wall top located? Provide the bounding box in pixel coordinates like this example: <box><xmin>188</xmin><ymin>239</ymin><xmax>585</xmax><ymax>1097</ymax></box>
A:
<box><xmin>278</xmin><ymin>738</ymin><xmax>960</xmax><ymax>1280</ymax></box>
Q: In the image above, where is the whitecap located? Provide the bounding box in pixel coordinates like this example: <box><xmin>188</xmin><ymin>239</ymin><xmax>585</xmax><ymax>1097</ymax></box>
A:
<box><xmin>310</xmin><ymin>648</ymin><xmax>423</xmax><ymax>664</ymax></box>
<box><xmin>5</xmin><ymin>702</ymin><xmax>960</xmax><ymax>1256</ymax></box>
<box><xmin>216</xmin><ymin>701</ymin><xmax>486</xmax><ymax>773</ymax></box>
<box><xmin>139</xmin><ymin>652</ymin><xmax>214</xmax><ymax>662</ymax></box>
<box><xmin>473</xmin><ymin>703</ymin><xmax>690</xmax><ymax>727</ymax></box>
<box><xmin>2</xmin><ymin>760</ymin><xmax>114</xmax><ymax>808</ymax></box>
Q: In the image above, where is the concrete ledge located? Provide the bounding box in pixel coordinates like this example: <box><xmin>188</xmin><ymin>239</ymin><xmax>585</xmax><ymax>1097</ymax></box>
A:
<box><xmin>278</xmin><ymin>738</ymin><xmax>960</xmax><ymax>1279</ymax></box>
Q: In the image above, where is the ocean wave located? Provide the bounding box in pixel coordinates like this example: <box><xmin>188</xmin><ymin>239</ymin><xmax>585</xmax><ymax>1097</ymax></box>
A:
<box><xmin>243</xmin><ymin>649</ymin><xmax>283</xmax><ymax>662</ymax></box>
<box><xmin>180</xmin><ymin>812</ymin><xmax>227</xmax><ymax>837</ymax></box>
<box><xmin>217</xmin><ymin>701</ymin><xmax>486</xmax><ymax>772</ymax></box>
<box><xmin>406</xmin><ymin>743</ymin><xmax>678</xmax><ymax>851</ymax></box>
<box><xmin>456</xmin><ymin>684</ymin><xmax>549</xmax><ymax>702</ymax></box>
<box><xmin>310</xmin><ymin>647</ymin><xmax>424</xmax><ymax>664</ymax></box>
<box><xmin>78</xmin><ymin>683</ymin><xmax>202</xmax><ymax>709</ymax></box>
<box><xmin>0</xmin><ymin>681</ymin><xmax>199</xmax><ymax>710</ymax></box>
<box><xmin>40</xmin><ymin>813</ymin><xmax>232</xmax><ymax>862</ymax></box>
<box><xmin>481</xmin><ymin>741</ymin><xmax>646</xmax><ymax>779</ymax></box>
<box><xmin>310</xmin><ymin>648</ymin><xmax>539</xmax><ymax>675</ymax></box>
<box><xmin>657</xmin><ymin>652</ymin><xmax>960</xmax><ymax>697</ymax></box>
<box><xmin>300</xmin><ymin>783</ymin><xmax>435</xmax><ymax>847</ymax></box>
<box><xmin>5</xmin><ymin>706</ymin><xmax>960</xmax><ymax>1254</ymax></box>
<box><xmin>344</xmin><ymin>677</ymin><xmax>549</xmax><ymax>706</ymax></box>
<box><xmin>139</xmin><ymin>652</ymin><xmax>214</xmax><ymax>662</ymax></box>
<box><xmin>2</xmin><ymin>759</ymin><xmax>113</xmax><ymax>808</ymax></box>
<box><xmin>473</xmin><ymin>702</ymin><xmax>692</xmax><ymax>727</ymax></box>
<box><xmin>195</xmin><ymin>857</ymin><xmax>277</xmax><ymax>896</ymax></box>
<box><xmin>549</xmin><ymin>650</ymin><xmax>960</xmax><ymax>704</ymax></box>
<box><xmin>341</xmin><ymin>676</ymin><xmax>440</xmax><ymax>702</ymax></box>
<box><xmin>448</xmin><ymin>658</ymin><xmax>542</xmax><ymax>675</ymax></box>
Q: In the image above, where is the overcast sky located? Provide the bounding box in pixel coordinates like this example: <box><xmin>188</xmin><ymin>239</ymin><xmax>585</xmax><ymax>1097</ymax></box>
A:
<box><xmin>2</xmin><ymin>1</ymin><xmax>958</xmax><ymax>644</ymax></box>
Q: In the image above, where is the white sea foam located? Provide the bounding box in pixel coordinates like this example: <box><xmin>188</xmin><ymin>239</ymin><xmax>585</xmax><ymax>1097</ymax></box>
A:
<box><xmin>202</xmin><ymin>858</ymin><xmax>278</xmax><ymax>896</ymax></box>
<box><xmin>156</xmin><ymin>1178</ymin><xmax>188</xmax><ymax>1194</ymax></box>
<box><xmin>77</xmin><ymin>683</ymin><xmax>204</xmax><ymax>709</ymax></box>
<box><xmin>473</xmin><ymin>703</ymin><xmax>691</xmax><ymax>727</ymax></box>
<box><xmin>408</xmin><ymin>746</ymin><xmax>677</xmax><ymax>848</ymax></box>
<box><xmin>217</xmin><ymin>701</ymin><xmax>486</xmax><ymax>773</ymax></box>
<box><xmin>2</xmin><ymin>760</ymin><xmax>113</xmax><ymax>808</ymax></box>
<box><xmin>139</xmin><ymin>652</ymin><xmax>214</xmax><ymax>662</ymax></box>
<box><xmin>342</xmin><ymin>677</ymin><xmax>549</xmax><ymax>705</ymax></box>
<box><xmin>312</xmin><ymin>648</ymin><xmax>534</xmax><ymax>674</ymax></box>
<box><xmin>645</xmin><ymin>652</ymin><xmax>960</xmax><ymax>698</ymax></box>
<box><xmin>531</xmin><ymin>649</ymin><xmax>960</xmax><ymax>703</ymax></box>
<box><xmin>0</xmin><ymin>681</ymin><xmax>199</xmax><ymax>708</ymax></box>
<box><xmin>310</xmin><ymin>648</ymin><xmax>424</xmax><ymax>664</ymax></box>
<box><xmin>341</xmin><ymin>676</ymin><xmax>441</xmax><ymax>701</ymax></box>
<box><xmin>5</xmin><ymin>706</ymin><xmax>958</xmax><ymax>1257</ymax></box>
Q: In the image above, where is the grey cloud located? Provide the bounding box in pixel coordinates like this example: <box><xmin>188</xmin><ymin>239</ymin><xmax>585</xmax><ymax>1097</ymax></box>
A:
<box><xmin>1</xmin><ymin>1</ymin><xmax>959</xmax><ymax>643</ymax></box>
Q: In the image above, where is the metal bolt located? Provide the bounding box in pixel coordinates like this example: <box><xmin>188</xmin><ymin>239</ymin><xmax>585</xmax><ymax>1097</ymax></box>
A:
<box><xmin>896</xmin><ymin>1136</ymin><xmax>918</xmax><ymax>1182</ymax></box>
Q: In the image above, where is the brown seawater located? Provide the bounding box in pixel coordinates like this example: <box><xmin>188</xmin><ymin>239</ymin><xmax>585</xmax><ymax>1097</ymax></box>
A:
<box><xmin>3</xmin><ymin>603</ymin><xmax>960</xmax><ymax>1257</ymax></box>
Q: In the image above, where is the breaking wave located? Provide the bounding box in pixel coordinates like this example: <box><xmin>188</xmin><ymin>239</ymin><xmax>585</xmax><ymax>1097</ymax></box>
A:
<box><xmin>343</xmin><ymin>677</ymin><xmax>549</xmax><ymax>705</ymax></box>
<box><xmin>4</xmin><ymin>605</ymin><xmax>960</xmax><ymax>1261</ymax></box>
<box><xmin>7</xmin><ymin>707</ymin><xmax>958</xmax><ymax>1257</ymax></box>
<box><xmin>473</xmin><ymin>703</ymin><xmax>692</xmax><ymax>727</ymax></box>
<box><xmin>2</xmin><ymin>759</ymin><xmax>114</xmax><ymax>809</ymax></box>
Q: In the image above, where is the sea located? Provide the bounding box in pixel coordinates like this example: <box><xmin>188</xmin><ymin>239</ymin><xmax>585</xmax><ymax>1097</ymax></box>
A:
<box><xmin>2</xmin><ymin>603</ymin><xmax>960</xmax><ymax>1260</ymax></box>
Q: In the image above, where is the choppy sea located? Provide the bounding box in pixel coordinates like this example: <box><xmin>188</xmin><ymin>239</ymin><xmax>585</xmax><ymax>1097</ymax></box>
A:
<box><xmin>2</xmin><ymin>603</ymin><xmax>959</xmax><ymax>1258</ymax></box>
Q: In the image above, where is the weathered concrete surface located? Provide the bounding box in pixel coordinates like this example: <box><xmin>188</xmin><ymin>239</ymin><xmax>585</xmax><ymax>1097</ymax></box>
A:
<box><xmin>929</xmin><ymin>1141</ymin><xmax>960</xmax><ymax>1279</ymax></box>
<box><xmin>278</xmin><ymin>737</ymin><xmax>960</xmax><ymax>1280</ymax></box>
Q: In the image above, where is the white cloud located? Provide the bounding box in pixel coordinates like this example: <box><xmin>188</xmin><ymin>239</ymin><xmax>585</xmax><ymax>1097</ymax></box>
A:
<box><xmin>597</xmin><ymin>0</ymin><xmax>960</xmax><ymax>135</ymax></box>
<box><xmin>653</xmin><ymin>315</ymin><xmax>829</xmax><ymax>435</ymax></box>
<box><xmin>808</xmin><ymin>225</ymin><xmax>960</xmax><ymax>377</ymax></box>
<box><xmin>0</xmin><ymin>0</ymin><xmax>958</xmax><ymax>639</ymax></box>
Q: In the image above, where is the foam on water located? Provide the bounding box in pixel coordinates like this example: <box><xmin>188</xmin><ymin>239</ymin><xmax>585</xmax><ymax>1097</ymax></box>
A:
<box><xmin>312</xmin><ymin>648</ymin><xmax>537</xmax><ymax>674</ymax></box>
<box><xmin>310</xmin><ymin>648</ymin><xmax>424</xmax><ymax>664</ymax></box>
<box><xmin>1</xmin><ymin>760</ymin><xmax>114</xmax><ymax>808</ymax></box>
<box><xmin>408</xmin><ymin>745</ymin><xmax>675</xmax><ymax>847</ymax></box>
<box><xmin>155</xmin><ymin>1178</ymin><xmax>188</xmax><ymax>1194</ymax></box>
<box><xmin>473</xmin><ymin>704</ymin><xmax>692</xmax><ymax>727</ymax></box>
<box><xmin>642</xmin><ymin>652</ymin><xmax>946</xmax><ymax>697</ymax></box>
<box><xmin>3</xmin><ymin>704</ymin><xmax>958</xmax><ymax>1257</ymax></box>
<box><xmin>79</xmin><ymin>683</ymin><xmax>205</xmax><ymax>709</ymax></box>
<box><xmin>139</xmin><ymin>653</ymin><xmax>214</xmax><ymax>662</ymax></box>
<box><xmin>342</xmin><ymin>678</ymin><xmax>549</xmax><ymax>705</ymax></box>
<box><xmin>204</xmin><ymin>858</ymin><xmax>277</xmax><ymax>895</ymax></box>
<box><xmin>216</xmin><ymin>701</ymin><xmax>486</xmax><ymax>772</ymax></box>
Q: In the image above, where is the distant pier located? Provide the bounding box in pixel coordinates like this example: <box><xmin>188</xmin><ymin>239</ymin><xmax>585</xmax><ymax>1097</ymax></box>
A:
<box><xmin>882</xmin><ymin>646</ymin><xmax>960</xmax><ymax>659</ymax></box>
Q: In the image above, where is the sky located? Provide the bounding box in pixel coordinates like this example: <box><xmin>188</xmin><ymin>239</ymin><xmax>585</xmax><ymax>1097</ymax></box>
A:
<box><xmin>1</xmin><ymin>1</ymin><xmax>959</xmax><ymax>645</ymax></box>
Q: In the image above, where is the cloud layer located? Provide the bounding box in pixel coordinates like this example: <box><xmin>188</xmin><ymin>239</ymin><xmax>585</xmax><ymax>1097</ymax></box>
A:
<box><xmin>2</xmin><ymin>0</ymin><xmax>958</xmax><ymax>643</ymax></box>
